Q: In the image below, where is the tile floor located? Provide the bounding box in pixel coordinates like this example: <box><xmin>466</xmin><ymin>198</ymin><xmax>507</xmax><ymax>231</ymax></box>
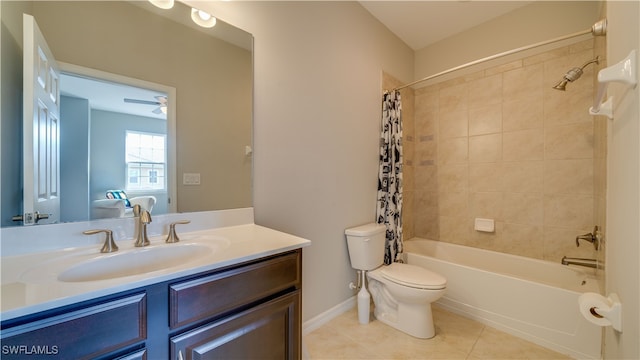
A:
<box><xmin>305</xmin><ymin>306</ymin><xmax>571</xmax><ymax>359</ymax></box>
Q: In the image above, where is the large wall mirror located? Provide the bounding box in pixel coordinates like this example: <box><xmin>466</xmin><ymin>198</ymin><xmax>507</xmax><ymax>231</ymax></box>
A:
<box><xmin>1</xmin><ymin>1</ymin><xmax>253</xmax><ymax>227</ymax></box>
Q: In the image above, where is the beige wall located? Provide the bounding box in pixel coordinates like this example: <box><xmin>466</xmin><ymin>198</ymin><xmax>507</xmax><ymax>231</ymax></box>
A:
<box><xmin>604</xmin><ymin>1</ymin><xmax>640</xmax><ymax>358</ymax></box>
<box><xmin>193</xmin><ymin>1</ymin><xmax>414</xmax><ymax>321</ymax></box>
<box><xmin>30</xmin><ymin>1</ymin><xmax>252</xmax><ymax>213</ymax></box>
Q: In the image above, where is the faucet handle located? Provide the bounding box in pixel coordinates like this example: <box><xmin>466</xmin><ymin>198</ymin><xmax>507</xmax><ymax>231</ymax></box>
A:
<box><xmin>140</xmin><ymin>210</ymin><xmax>152</xmax><ymax>224</ymax></box>
<box><xmin>575</xmin><ymin>226</ymin><xmax>601</xmax><ymax>250</ymax></box>
<box><xmin>166</xmin><ymin>220</ymin><xmax>191</xmax><ymax>243</ymax></box>
<box><xmin>83</xmin><ymin>229</ymin><xmax>118</xmax><ymax>253</ymax></box>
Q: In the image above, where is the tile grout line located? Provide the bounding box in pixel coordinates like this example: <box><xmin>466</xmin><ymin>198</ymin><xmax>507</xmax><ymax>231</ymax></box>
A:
<box><xmin>465</xmin><ymin>324</ymin><xmax>487</xmax><ymax>360</ymax></box>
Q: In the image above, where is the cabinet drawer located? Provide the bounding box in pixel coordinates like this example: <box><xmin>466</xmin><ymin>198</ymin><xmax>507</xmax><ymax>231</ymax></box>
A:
<box><xmin>170</xmin><ymin>250</ymin><xmax>300</xmax><ymax>329</ymax></box>
<box><xmin>0</xmin><ymin>293</ymin><xmax>146</xmax><ymax>360</ymax></box>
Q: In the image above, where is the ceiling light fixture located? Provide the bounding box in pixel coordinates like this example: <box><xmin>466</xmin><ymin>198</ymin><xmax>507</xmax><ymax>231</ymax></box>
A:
<box><xmin>148</xmin><ymin>0</ymin><xmax>174</xmax><ymax>10</ymax></box>
<box><xmin>191</xmin><ymin>8</ymin><xmax>216</xmax><ymax>28</ymax></box>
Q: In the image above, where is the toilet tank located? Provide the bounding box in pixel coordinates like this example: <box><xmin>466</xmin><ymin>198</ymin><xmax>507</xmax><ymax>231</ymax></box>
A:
<box><xmin>345</xmin><ymin>223</ymin><xmax>386</xmax><ymax>271</ymax></box>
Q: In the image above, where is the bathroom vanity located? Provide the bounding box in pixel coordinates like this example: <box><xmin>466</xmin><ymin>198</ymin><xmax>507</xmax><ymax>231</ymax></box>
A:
<box><xmin>0</xmin><ymin>211</ymin><xmax>310</xmax><ymax>359</ymax></box>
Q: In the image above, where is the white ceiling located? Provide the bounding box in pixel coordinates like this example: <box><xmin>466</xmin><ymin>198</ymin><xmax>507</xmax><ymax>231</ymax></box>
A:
<box><xmin>61</xmin><ymin>74</ymin><xmax>168</xmax><ymax>120</ymax></box>
<box><xmin>359</xmin><ymin>1</ymin><xmax>533</xmax><ymax>50</ymax></box>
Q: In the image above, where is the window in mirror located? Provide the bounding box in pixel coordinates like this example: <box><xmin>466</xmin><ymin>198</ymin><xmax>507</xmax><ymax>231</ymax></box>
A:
<box><xmin>126</xmin><ymin>131</ymin><xmax>166</xmax><ymax>191</ymax></box>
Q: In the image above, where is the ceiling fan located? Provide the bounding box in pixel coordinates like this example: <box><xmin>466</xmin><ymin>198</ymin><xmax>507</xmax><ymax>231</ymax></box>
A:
<box><xmin>124</xmin><ymin>95</ymin><xmax>167</xmax><ymax>114</ymax></box>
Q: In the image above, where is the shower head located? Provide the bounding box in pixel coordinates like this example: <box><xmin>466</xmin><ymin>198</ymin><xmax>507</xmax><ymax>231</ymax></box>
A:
<box><xmin>552</xmin><ymin>67</ymin><xmax>586</xmax><ymax>90</ymax></box>
<box><xmin>552</xmin><ymin>79</ymin><xmax>569</xmax><ymax>91</ymax></box>
<box><xmin>552</xmin><ymin>56</ymin><xmax>600</xmax><ymax>91</ymax></box>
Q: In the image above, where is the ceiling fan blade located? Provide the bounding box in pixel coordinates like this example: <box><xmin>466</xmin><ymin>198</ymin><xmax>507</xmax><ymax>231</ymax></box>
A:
<box><xmin>124</xmin><ymin>98</ymin><xmax>161</xmax><ymax>105</ymax></box>
<box><xmin>154</xmin><ymin>95</ymin><xmax>168</xmax><ymax>105</ymax></box>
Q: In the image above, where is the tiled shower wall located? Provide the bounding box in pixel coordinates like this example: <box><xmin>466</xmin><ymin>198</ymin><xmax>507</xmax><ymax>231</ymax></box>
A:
<box><xmin>386</xmin><ymin>38</ymin><xmax>606</xmax><ymax>262</ymax></box>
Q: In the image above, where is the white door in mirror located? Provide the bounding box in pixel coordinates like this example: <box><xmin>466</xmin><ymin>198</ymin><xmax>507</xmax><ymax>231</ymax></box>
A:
<box><xmin>22</xmin><ymin>14</ymin><xmax>60</xmax><ymax>225</ymax></box>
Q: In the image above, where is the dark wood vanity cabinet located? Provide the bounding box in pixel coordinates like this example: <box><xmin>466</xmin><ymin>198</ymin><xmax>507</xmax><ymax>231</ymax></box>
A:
<box><xmin>1</xmin><ymin>249</ymin><xmax>302</xmax><ymax>360</ymax></box>
<box><xmin>168</xmin><ymin>250</ymin><xmax>302</xmax><ymax>360</ymax></box>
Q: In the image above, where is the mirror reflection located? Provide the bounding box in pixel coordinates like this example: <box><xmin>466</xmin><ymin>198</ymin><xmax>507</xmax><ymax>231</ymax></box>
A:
<box><xmin>0</xmin><ymin>0</ymin><xmax>253</xmax><ymax>227</ymax></box>
<box><xmin>60</xmin><ymin>71</ymin><xmax>172</xmax><ymax>222</ymax></box>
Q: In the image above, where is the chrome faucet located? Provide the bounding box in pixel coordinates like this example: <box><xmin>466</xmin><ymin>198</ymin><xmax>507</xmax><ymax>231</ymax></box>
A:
<box><xmin>561</xmin><ymin>256</ymin><xmax>599</xmax><ymax>269</ymax></box>
<box><xmin>133</xmin><ymin>204</ymin><xmax>151</xmax><ymax>247</ymax></box>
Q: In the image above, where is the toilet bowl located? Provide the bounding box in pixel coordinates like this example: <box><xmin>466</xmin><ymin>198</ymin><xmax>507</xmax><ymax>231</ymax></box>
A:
<box><xmin>368</xmin><ymin>262</ymin><xmax>446</xmax><ymax>338</ymax></box>
<box><xmin>345</xmin><ymin>223</ymin><xmax>447</xmax><ymax>339</ymax></box>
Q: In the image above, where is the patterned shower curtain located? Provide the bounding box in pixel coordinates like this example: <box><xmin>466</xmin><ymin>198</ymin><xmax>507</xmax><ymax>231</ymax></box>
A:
<box><xmin>376</xmin><ymin>90</ymin><xmax>403</xmax><ymax>264</ymax></box>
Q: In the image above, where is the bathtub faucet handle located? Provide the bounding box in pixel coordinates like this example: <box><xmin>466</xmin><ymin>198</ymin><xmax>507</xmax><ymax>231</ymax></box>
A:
<box><xmin>575</xmin><ymin>226</ymin><xmax>601</xmax><ymax>251</ymax></box>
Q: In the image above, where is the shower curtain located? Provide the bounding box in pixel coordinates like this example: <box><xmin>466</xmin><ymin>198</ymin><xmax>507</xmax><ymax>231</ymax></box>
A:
<box><xmin>376</xmin><ymin>90</ymin><xmax>403</xmax><ymax>264</ymax></box>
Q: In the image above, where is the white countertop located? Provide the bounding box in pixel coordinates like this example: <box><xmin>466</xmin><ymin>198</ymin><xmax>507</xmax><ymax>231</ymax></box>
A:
<box><xmin>1</xmin><ymin>223</ymin><xmax>310</xmax><ymax>321</ymax></box>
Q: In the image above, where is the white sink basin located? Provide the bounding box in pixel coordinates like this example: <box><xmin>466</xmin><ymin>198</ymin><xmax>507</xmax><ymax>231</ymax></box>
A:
<box><xmin>58</xmin><ymin>243</ymin><xmax>221</xmax><ymax>282</ymax></box>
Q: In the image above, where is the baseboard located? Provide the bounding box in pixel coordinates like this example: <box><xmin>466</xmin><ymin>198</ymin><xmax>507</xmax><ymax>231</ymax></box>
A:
<box><xmin>302</xmin><ymin>296</ymin><xmax>356</xmax><ymax>335</ymax></box>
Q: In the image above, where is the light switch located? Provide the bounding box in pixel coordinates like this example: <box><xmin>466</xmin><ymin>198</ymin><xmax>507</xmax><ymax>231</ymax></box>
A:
<box><xmin>183</xmin><ymin>173</ymin><xmax>201</xmax><ymax>185</ymax></box>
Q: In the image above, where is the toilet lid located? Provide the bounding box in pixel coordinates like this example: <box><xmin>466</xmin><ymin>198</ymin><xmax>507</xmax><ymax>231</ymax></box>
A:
<box><xmin>380</xmin><ymin>263</ymin><xmax>447</xmax><ymax>290</ymax></box>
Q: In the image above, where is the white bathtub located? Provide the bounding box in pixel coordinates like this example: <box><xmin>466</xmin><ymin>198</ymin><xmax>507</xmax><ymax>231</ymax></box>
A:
<box><xmin>404</xmin><ymin>238</ymin><xmax>602</xmax><ymax>359</ymax></box>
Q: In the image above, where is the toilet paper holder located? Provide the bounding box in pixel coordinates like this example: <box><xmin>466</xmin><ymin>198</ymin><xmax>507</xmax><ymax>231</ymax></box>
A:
<box><xmin>580</xmin><ymin>292</ymin><xmax>622</xmax><ymax>332</ymax></box>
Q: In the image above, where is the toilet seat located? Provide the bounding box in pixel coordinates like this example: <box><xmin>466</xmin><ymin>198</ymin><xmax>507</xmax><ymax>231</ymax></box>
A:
<box><xmin>380</xmin><ymin>263</ymin><xmax>446</xmax><ymax>290</ymax></box>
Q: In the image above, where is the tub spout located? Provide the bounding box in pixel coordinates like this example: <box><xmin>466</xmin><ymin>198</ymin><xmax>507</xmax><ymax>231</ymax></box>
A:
<box><xmin>561</xmin><ymin>256</ymin><xmax>599</xmax><ymax>269</ymax></box>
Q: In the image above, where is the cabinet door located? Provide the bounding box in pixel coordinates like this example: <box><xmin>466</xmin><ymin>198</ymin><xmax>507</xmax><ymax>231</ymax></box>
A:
<box><xmin>171</xmin><ymin>291</ymin><xmax>300</xmax><ymax>360</ymax></box>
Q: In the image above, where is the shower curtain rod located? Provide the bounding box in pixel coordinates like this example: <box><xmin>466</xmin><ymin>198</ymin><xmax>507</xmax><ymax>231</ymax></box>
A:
<box><xmin>391</xmin><ymin>27</ymin><xmax>595</xmax><ymax>92</ymax></box>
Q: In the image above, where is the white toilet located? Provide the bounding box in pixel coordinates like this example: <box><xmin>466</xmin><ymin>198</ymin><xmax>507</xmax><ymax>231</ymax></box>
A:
<box><xmin>345</xmin><ymin>223</ymin><xmax>447</xmax><ymax>339</ymax></box>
